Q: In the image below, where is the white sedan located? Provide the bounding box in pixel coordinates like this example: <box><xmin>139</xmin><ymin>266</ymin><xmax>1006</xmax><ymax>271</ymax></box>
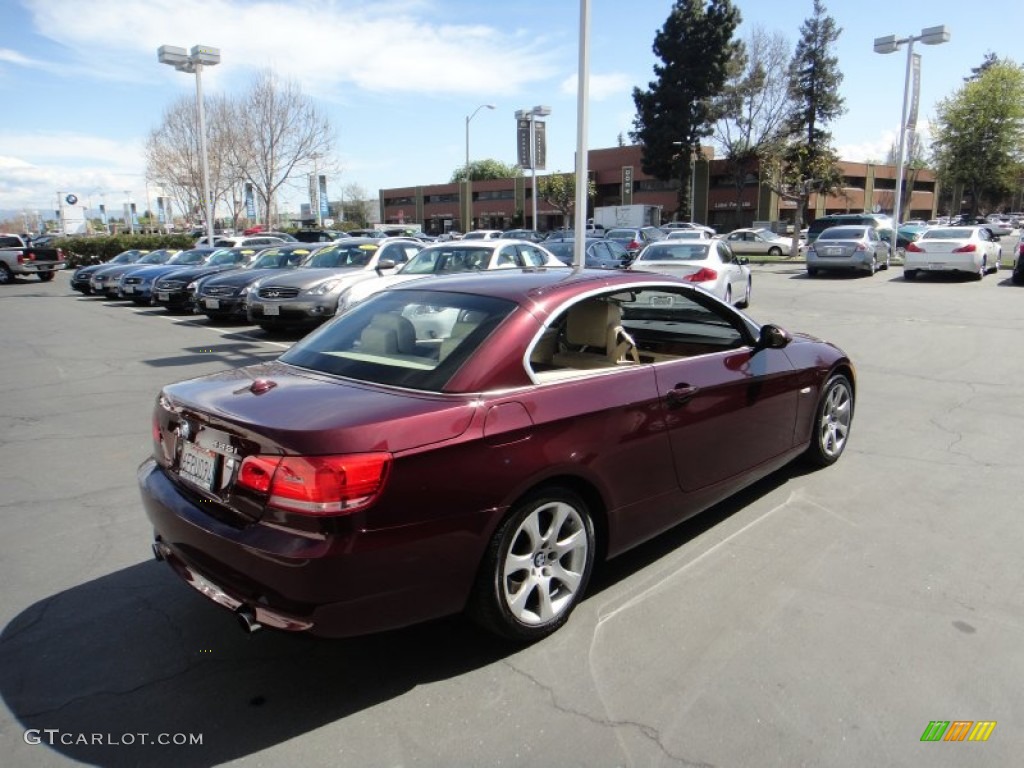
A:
<box><xmin>903</xmin><ymin>226</ymin><xmax>1002</xmax><ymax>281</ymax></box>
<box><xmin>627</xmin><ymin>239</ymin><xmax>751</xmax><ymax>307</ymax></box>
<box><xmin>723</xmin><ymin>228</ymin><xmax>796</xmax><ymax>256</ymax></box>
<box><xmin>665</xmin><ymin>229</ymin><xmax>713</xmax><ymax>241</ymax></box>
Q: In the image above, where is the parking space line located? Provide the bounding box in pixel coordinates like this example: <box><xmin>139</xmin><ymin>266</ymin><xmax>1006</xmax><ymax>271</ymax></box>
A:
<box><xmin>132</xmin><ymin>308</ymin><xmax>294</xmax><ymax>349</ymax></box>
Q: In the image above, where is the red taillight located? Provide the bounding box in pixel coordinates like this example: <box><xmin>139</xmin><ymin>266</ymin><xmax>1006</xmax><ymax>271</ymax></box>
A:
<box><xmin>628</xmin><ymin>240</ymin><xmax>641</xmax><ymax>251</ymax></box>
<box><xmin>683</xmin><ymin>267</ymin><xmax>719</xmax><ymax>283</ymax></box>
<box><xmin>238</xmin><ymin>455</ymin><xmax>280</xmax><ymax>493</ymax></box>
<box><xmin>953</xmin><ymin>243</ymin><xmax>976</xmax><ymax>253</ymax></box>
<box><xmin>237</xmin><ymin>453</ymin><xmax>391</xmax><ymax>516</ymax></box>
<box><xmin>906</xmin><ymin>242</ymin><xmax>924</xmax><ymax>252</ymax></box>
<box><xmin>854</xmin><ymin>243</ymin><xmax>867</xmax><ymax>251</ymax></box>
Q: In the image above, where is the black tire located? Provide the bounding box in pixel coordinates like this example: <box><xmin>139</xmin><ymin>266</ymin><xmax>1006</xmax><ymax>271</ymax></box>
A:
<box><xmin>0</xmin><ymin>264</ymin><xmax>13</xmax><ymax>284</ymax></box>
<box><xmin>737</xmin><ymin>278</ymin><xmax>751</xmax><ymax>309</ymax></box>
<box><xmin>806</xmin><ymin>267</ymin><xmax>818</xmax><ymax>277</ymax></box>
<box><xmin>768</xmin><ymin>246</ymin><xmax>782</xmax><ymax>257</ymax></box>
<box><xmin>1012</xmin><ymin>270</ymin><xmax>1024</xmax><ymax>286</ymax></box>
<box><xmin>971</xmin><ymin>260</ymin><xmax>985</xmax><ymax>281</ymax></box>
<box><xmin>38</xmin><ymin>272</ymin><xmax>55</xmax><ymax>282</ymax></box>
<box><xmin>723</xmin><ymin>285</ymin><xmax>732</xmax><ymax>306</ymax></box>
<box><xmin>904</xmin><ymin>269</ymin><xmax>917</xmax><ymax>281</ymax></box>
<box><xmin>468</xmin><ymin>487</ymin><xmax>595</xmax><ymax>642</ymax></box>
<box><xmin>804</xmin><ymin>374</ymin><xmax>854</xmax><ymax>468</ymax></box>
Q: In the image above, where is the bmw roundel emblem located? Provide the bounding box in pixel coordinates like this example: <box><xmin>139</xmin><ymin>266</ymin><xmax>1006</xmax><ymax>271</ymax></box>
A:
<box><xmin>65</xmin><ymin>194</ymin><xmax>78</xmax><ymax>205</ymax></box>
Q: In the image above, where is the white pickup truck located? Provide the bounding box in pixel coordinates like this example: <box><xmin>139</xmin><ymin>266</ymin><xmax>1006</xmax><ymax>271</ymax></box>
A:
<box><xmin>0</xmin><ymin>234</ymin><xmax>67</xmax><ymax>284</ymax></box>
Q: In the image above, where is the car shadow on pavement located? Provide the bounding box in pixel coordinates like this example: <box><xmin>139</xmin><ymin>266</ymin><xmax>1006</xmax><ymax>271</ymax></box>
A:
<box><xmin>0</xmin><ymin>463</ymin><xmax>805</xmax><ymax>767</ymax></box>
<box><xmin>0</xmin><ymin>560</ymin><xmax>512</xmax><ymax>767</ymax></box>
<box><xmin>140</xmin><ymin>343</ymin><xmax>281</xmax><ymax>369</ymax></box>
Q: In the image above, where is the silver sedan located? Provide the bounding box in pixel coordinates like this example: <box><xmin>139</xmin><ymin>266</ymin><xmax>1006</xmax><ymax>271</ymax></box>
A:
<box><xmin>805</xmin><ymin>226</ymin><xmax>891</xmax><ymax>277</ymax></box>
<box><xmin>723</xmin><ymin>228</ymin><xmax>796</xmax><ymax>256</ymax></box>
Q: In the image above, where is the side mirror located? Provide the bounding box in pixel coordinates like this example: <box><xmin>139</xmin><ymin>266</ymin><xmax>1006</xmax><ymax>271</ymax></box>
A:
<box><xmin>755</xmin><ymin>323</ymin><xmax>792</xmax><ymax>350</ymax></box>
<box><xmin>375</xmin><ymin>257</ymin><xmax>396</xmax><ymax>275</ymax></box>
<box><xmin>737</xmin><ymin>256</ymin><xmax>749</xmax><ymax>265</ymax></box>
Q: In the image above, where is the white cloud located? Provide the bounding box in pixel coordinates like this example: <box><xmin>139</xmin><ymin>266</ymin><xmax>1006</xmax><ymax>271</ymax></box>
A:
<box><xmin>559</xmin><ymin>72</ymin><xmax>634</xmax><ymax>101</ymax></box>
<box><xmin>23</xmin><ymin>0</ymin><xmax>558</xmax><ymax>97</ymax></box>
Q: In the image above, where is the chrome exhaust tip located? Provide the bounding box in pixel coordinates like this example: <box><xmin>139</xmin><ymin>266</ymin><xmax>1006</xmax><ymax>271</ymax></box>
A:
<box><xmin>236</xmin><ymin>606</ymin><xmax>263</xmax><ymax>634</ymax></box>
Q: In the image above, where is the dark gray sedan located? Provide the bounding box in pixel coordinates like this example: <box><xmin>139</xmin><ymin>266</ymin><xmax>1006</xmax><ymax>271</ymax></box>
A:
<box><xmin>805</xmin><ymin>226</ymin><xmax>891</xmax><ymax>277</ymax></box>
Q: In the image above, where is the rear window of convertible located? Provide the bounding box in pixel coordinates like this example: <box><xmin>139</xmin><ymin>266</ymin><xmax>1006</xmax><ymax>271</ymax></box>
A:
<box><xmin>279</xmin><ymin>289</ymin><xmax>516</xmax><ymax>391</ymax></box>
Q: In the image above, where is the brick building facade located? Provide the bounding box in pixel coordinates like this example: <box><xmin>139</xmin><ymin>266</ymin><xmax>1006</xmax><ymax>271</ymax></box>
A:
<box><xmin>379</xmin><ymin>144</ymin><xmax>939</xmax><ymax>234</ymax></box>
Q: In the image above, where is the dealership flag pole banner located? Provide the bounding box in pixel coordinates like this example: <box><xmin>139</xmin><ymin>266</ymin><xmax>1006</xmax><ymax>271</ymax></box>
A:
<box><xmin>533</xmin><ymin>120</ymin><xmax>546</xmax><ymax>170</ymax></box>
<box><xmin>319</xmin><ymin>175</ymin><xmax>329</xmax><ymax>220</ymax></box>
<box><xmin>517</xmin><ymin>119</ymin><xmax>532</xmax><ymax>169</ymax></box>
<box><xmin>244</xmin><ymin>183</ymin><xmax>256</xmax><ymax>219</ymax></box>
<box><xmin>906</xmin><ymin>53</ymin><xmax>921</xmax><ymax>148</ymax></box>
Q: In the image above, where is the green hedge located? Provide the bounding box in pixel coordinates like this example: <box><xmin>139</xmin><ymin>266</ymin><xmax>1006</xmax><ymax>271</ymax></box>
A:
<box><xmin>60</xmin><ymin>235</ymin><xmax>197</xmax><ymax>267</ymax></box>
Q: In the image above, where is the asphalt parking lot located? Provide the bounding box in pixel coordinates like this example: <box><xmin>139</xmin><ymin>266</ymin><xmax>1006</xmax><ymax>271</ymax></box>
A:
<box><xmin>1</xmin><ymin>266</ymin><xmax>1021</xmax><ymax>767</ymax></box>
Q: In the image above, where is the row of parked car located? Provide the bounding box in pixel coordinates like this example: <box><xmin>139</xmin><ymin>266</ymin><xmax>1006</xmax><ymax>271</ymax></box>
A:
<box><xmin>70</xmin><ymin>228</ymin><xmax>766</xmax><ymax>338</ymax></box>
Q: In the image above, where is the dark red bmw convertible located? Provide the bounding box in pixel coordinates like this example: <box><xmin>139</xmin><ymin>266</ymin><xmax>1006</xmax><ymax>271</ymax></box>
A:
<box><xmin>140</xmin><ymin>268</ymin><xmax>855</xmax><ymax>642</ymax></box>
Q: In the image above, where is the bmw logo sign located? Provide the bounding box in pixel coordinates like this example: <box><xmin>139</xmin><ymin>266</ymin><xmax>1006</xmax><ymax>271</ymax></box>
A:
<box><xmin>65</xmin><ymin>194</ymin><xmax>78</xmax><ymax>205</ymax></box>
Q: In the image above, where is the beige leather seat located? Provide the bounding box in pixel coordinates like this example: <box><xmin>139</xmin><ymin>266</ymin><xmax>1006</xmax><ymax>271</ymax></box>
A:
<box><xmin>551</xmin><ymin>300</ymin><xmax>638</xmax><ymax>369</ymax></box>
<box><xmin>359</xmin><ymin>313</ymin><xmax>417</xmax><ymax>355</ymax></box>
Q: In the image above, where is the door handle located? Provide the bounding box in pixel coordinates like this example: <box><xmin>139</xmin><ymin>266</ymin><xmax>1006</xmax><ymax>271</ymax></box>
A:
<box><xmin>667</xmin><ymin>384</ymin><xmax>699</xmax><ymax>407</ymax></box>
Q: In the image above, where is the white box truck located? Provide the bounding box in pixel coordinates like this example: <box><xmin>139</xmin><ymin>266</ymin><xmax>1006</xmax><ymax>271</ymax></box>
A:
<box><xmin>592</xmin><ymin>205</ymin><xmax>662</xmax><ymax>230</ymax></box>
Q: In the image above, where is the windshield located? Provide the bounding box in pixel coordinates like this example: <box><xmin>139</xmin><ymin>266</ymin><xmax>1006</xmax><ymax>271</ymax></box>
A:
<box><xmin>168</xmin><ymin>249</ymin><xmax>211</xmax><ymax>265</ymax></box>
<box><xmin>137</xmin><ymin>250</ymin><xmax>173</xmax><ymax>264</ymax></box>
<box><xmin>207</xmin><ymin>250</ymin><xmax>248</xmax><ymax>265</ymax></box>
<box><xmin>818</xmin><ymin>227</ymin><xmax>867</xmax><ymax>240</ymax></box>
<box><xmin>399</xmin><ymin>246</ymin><xmax>492</xmax><ymax>274</ymax></box>
<box><xmin>923</xmin><ymin>228</ymin><xmax>974</xmax><ymax>239</ymax></box>
<box><xmin>280</xmin><ymin>289</ymin><xmax>516</xmax><ymax>392</ymax></box>
<box><xmin>305</xmin><ymin>242</ymin><xmax>378</xmax><ymax>268</ymax></box>
<box><xmin>250</xmin><ymin>248</ymin><xmax>311</xmax><ymax>269</ymax></box>
<box><xmin>636</xmin><ymin>244</ymin><xmax>709</xmax><ymax>261</ymax></box>
<box><xmin>605</xmin><ymin>230</ymin><xmax>637</xmax><ymax>241</ymax></box>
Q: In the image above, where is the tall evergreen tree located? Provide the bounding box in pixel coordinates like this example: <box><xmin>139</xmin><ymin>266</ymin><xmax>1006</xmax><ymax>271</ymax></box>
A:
<box><xmin>761</xmin><ymin>0</ymin><xmax>846</xmax><ymax>255</ymax></box>
<box><xmin>630</xmin><ymin>0</ymin><xmax>742</xmax><ymax>221</ymax></box>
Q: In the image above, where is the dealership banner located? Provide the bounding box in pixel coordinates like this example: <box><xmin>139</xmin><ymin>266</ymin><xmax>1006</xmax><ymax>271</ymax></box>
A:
<box><xmin>244</xmin><ymin>183</ymin><xmax>256</xmax><ymax>219</ymax></box>
<box><xmin>517</xmin><ymin>118</ymin><xmax>532</xmax><ymax>169</ymax></box>
<box><xmin>318</xmin><ymin>175</ymin><xmax>329</xmax><ymax>219</ymax></box>
<box><xmin>157</xmin><ymin>196</ymin><xmax>166</xmax><ymax>224</ymax></box>
<box><xmin>99</xmin><ymin>204</ymin><xmax>107</xmax><ymax>225</ymax></box>
<box><xmin>533</xmin><ymin>120</ymin><xmax>546</xmax><ymax>170</ymax></box>
<box><xmin>906</xmin><ymin>53</ymin><xmax>921</xmax><ymax>132</ymax></box>
<box><xmin>130</xmin><ymin>203</ymin><xmax>139</xmax><ymax>228</ymax></box>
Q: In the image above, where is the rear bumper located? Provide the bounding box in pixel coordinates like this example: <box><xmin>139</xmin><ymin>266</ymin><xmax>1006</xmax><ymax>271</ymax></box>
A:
<box><xmin>13</xmin><ymin>262</ymin><xmax>65</xmax><ymax>275</ymax></box>
<box><xmin>806</xmin><ymin>252</ymin><xmax>874</xmax><ymax>272</ymax></box>
<box><xmin>904</xmin><ymin>253</ymin><xmax>983</xmax><ymax>273</ymax></box>
<box><xmin>138</xmin><ymin>458</ymin><xmax>476</xmax><ymax>637</ymax></box>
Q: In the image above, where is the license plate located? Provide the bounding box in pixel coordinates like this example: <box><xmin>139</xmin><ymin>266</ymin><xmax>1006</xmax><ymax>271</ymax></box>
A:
<box><xmin>826</xmin><ymin>248</ymin><xmax>843</xmax><ymax>256</ymax></box>
<box><xmin>123</xmin><ymin>285</ymin><xmax>134</xmax><ymax>294</ymax></box>
<box><xmin>157</xmin><ymin>291</ymin><xmax>170</xmax><ymax>301</ymax></box>
<box><xmin>650</xmin><ymin>294</ymin><xmax>674</xmax><ymax>306</ymax></box>
<box><xmin>263</xmin><ymin>304</ymin><xmax>280</xmax><ymax>316</ymax></box>
<box><xmin>179</xmin><ymin>441</ymin><xmax>217</xmax><ymax>491</ymax></box>
<box><xmin>204</xmin><ymin>298</ymin><xmax>220</xmax><ymax>309</ymax></box>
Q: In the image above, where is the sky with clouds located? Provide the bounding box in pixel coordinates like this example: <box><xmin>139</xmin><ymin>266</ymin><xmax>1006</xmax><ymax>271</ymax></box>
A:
<box><xmin>0</xmin><ymin>0</ymin><xmax>1017</xmax><ymax>223</ymax></box>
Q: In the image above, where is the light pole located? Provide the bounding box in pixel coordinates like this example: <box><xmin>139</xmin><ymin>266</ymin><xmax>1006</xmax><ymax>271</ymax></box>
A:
<box><xmin>874</xmin><ymin>25</ymin><xmax>949</xmax><ymax>258</ymax></box>
<box><xmin>516</xmin><ymin>105</ymin><xmax>552</xmax><ymax>231</ymax></box>
<box><xmin>158</xmin><ymin>44</ymin><xmax>221</xmax><ymax>247</ymax></box>
<box><xmin>464</xmin><ymin>104</ymin><xmax>495</xmax><ymax>232</ymax></box>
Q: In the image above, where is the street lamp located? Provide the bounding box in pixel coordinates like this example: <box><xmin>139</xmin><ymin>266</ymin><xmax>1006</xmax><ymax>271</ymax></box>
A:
<box><xmin>464</xmin><ymin>104</ymin><xmax>495</xmax><ymax>232</ymax></box>
<box><xmin>516</xmin><ymin>105</ymin><xmax>552</xmax><ymax>231</ymax></box>
<box><xmin>873</xmin><ymin>25</ymin><xmax>949</xmax><ymax>257</ymax></box>
<box><xmin>158</xmin><ymin>44</ymin><xmax>221</xmax><ymax>247</ymax></box>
